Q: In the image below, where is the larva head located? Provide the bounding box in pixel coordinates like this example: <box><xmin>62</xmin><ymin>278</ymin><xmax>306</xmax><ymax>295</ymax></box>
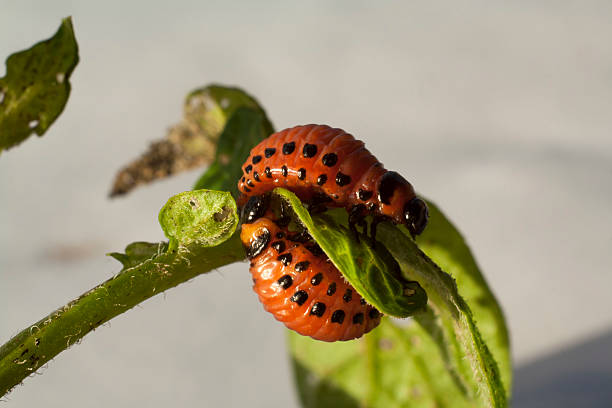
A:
<box><xmin>403</xmin><ymin>197</ymin><xmax>429</xmax><ymax>237</ymax></box>
<box><xmin>240</xmin><ymin>194</ymin><xmax>270</xmax><ymax>224</ymax></box>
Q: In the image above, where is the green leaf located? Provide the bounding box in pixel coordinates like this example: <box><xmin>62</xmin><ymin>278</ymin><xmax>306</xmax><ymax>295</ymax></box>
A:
<box><xmin>193</xmin><ymin>106</ymin><xmax>273</xmax><ymax>196</ymax></box>
<box><xmin>107</xmin><ymin>241</ymin><xmax>168</xmax><ymax>269</ymax></box>
<box><xmin>288</xmin><ymin>198</ymin><xmax>508</xmax><ymax>408</ymax></box>
<box><xmin>158</xmin><ymin>189</ymin><xmax>238</xmax><ymax>252</ymax></box>
<box><xmin>184</xmin><ymin>84</ymin><xmax>273</xmax><ymax>139</ymax></box>
<box><xmin>0</xmin><ymin>17</ymin><xmax>79</xmax><ymax>152</ymax></box>
<box><xmin>0</xmin><ymin>189</ymin><xmax>246</xmax><ymax>397</ymax></box>
<box><xmin>273</xmin><ymin>188</ymin><xmax>427</xmax><ymax>318</ymax></box>
<box><xmin>417</xmin><ymin>200</ymin><xmax>512</xmax><ymax>396</ymax></box>
<box><xmin>290</xmin><ymin>317</ymin><xmax>475</xmax><ymax>408</ymax></box>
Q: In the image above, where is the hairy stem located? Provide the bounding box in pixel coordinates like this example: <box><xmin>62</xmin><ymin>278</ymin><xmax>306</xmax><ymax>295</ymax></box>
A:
<box><xmin>0</xmin><ymin>233</ymin><xmax>244</xmax><ymax>397</ymax></box>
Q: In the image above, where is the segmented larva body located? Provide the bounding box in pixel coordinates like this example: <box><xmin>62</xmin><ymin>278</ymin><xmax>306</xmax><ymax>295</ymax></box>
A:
<box><xmin>238</xmin><ymin>124</ymin><xmax>428</xmax><ymax>236</ymax></box>
<box><xmin>241</xmin><ymin>214</ymin><xmax>382</xmax><ymax>342</ymax></box>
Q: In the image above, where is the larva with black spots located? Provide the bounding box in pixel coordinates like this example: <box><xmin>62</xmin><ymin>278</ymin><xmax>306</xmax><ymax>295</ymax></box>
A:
<box><xmin>237</xmin><ymin>124</ymin><xmax>428</xmax><ymax>238</ymax></box>
<box><xmin>241</xmin><ymin>212</ymin><xmax>382</xmax><ymax>342</ymax></box>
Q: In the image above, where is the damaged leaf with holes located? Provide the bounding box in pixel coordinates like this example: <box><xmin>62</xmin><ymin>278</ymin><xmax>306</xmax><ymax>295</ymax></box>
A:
<box><xmin>0</xmin><ymin>17</ymin><xmax>79</xmax><ymax>152</ymax></box>
<box><xmin>109</xmin><ymin>84</ymin><xmax>273</xmax><ymax>197</ymax></box>
<box><xmin>159</xmin><ymin>189</ymin><xmax>238</xmax><ymax>252</ymax></box>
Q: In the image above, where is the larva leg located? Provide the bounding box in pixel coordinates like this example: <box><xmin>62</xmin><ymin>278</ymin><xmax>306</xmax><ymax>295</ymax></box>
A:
<box><xmin>348</xmin><ymin>205</ymin><xmax>367</xmax><ymax>243</ymax></box>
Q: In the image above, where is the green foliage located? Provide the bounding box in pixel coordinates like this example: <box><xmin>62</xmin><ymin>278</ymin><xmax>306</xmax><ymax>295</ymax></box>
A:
<box><xmin>273</xmin><ymin>188</ymin><xmax>427</xmax><ymax>317</ymax></box>
<box><xmin>0</xmin><ymin>17</ymin><xmax>79</xmax><ymax>152</ymax></box>
<box><xmin>0</xmin><ymin>189</ymin><xmax>244</xmax><ymax>397</ymax></box>
<box><xmin>193</xmin><ymin>106</ymin><xmax>273</xmax><ymax>197</ymax></box>
<box><xmin>416</xmin><ymin>201</ymin><xmax>512</xmax><ymax>395</ymax></box>
<box><xmin>184</xmin><ymin>84</ymin><xmax>273</xmax><ymax>141</ymax></box>
<box><xmin>289</xmin><ymin>200</ymin><xmax>509</xmax><ymax>408</ymax></box>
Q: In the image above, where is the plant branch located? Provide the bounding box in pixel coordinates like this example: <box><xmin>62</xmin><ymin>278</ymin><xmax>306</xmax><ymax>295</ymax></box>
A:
<box><xmin>0</xmin><ymin>233</ymin><xmax>244</xmax><ymax>397</ymax></box>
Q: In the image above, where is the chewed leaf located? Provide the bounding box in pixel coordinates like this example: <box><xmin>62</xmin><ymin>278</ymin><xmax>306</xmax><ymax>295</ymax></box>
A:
<box><xmin>273</xmin><ymin>188</ymin><xmax>427</xmax><ymax>318</ymax></box>
<box><xmin>0</xmin><ymin>17</ymin><xmax>79</xmax><ymax>152</ymax></box>
<box><xmin>193</xmin><ymin>107</ymin><xmax>273</xmax><ymax>197</ymax></box>
<box><xmin>158</xmin><ymin>189</ymin><xmax>238</xmax><ymax>251</ymax></box>
<box><xmin>109</xmin><ymin>84</ymin><xmax>273</xmax><ymax>197</ymax></box>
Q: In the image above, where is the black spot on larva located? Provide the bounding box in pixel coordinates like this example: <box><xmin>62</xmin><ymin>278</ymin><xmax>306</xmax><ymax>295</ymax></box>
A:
<box><xmin>276</xmin><ymin>232</ymin><xmax>285</xmax><ymax>239</ymax></box>
<box><xmin>336</xmin><ymin>172</ymin><xmax>351</xmax><ymax>187</ymax></box>
<box><xmin>322</xmin><ymin>153</ymin><xmax>338</xmax><ymax>167</ymax></box>
<box><xmin>331</xmin><ymin>310</ymin><xmax>345</xmax><ymax>324</ymax></box>
<box><xmin>305</xmin><ymin>244</ymin><xmax>324</xmax><ymax>256</ymax></box>
<box><xmin>317</xmin><ymin>174</ymin><xmax>328</xmax><ymax>185</ymax></box>
<box><xmin>369</xmin><ymin>308</ymin><xmax>381</xmax><ymax>319</ymax></box>
<box><xmin>241</xmin><ymin>177</ymin><xmax>245</xmax><ymax>182</ymax></box>
<box><xmin>245</xmin><ymin>164</ymin><xmax>253</xmax><ymax>174</ymax></box>
<box><xmin>253</xmin><ymin>171</ymin><xmax>260</xmax><ymax>182</ymax></box>
<box><xmin>312</xmin><ymin>192</ymin><xmax>333</xmax><ymax>205</ymax></box>
<box><xmin>288</xmin><ymin>230</ymin><xmax>311</xmax><ymax>243</ymax></box>
<box><xmin>297</xmin><ymin>168</ymin><xmax>306</xmax><ymax>180</ymax></box>
<box><xmin>310</xmin><ymin>302</ymin><xmax>326</xmax><ymax>317</ymax></box>
<box><xmin>277</xmin><ymin>253</ymin><xmax>292</xmax><ymax>266</ymax></box>
<box><xmin>295</xmin><ymin>261</ymin><xmax>310</xmax><ymax>272</ymax></box>
<box><xmin>343</xmin><ymin>289</ymin><xmax>353</xmax><ymax>303</ymax></box>
<box><xmin>271</xmin><ymin>241</ymin><xmax>286</xmax><ymax>253</ymax></box>
<box><xmin>245</xmin><ymin>229</ymin><xmax>271</xmax><ymax>259</ymax></box>
<box><xmin>377</xmin><ymin>171</ymin><xmax>408</xmax><ymax>205</ymax></box>
<box><xmin>241</xmin><ymin>195</ymin><xmax>270</xmax><ymax>224</ymax></box>
<box><xmin>290</xmin><ymin>290</ymin><xmax>308</xmax><ymax>306</ymax></box>
<box><xmin>277</xmin><ymin>275</ymin><xmax>293</xmax><ymax>289</ymax></box>
<box><xmin>282</xmin><ymin>142</ymin><xmax>296</xmax><ymax>155</ymax></box>
<box><xmin>244</xmin><ymin>187</ymin><xmax>251</xmax><ymax>193</ymax></box>
<box><xmin>360</xmin><ymin>298</ymin><xmax>366</xmax><ymax>305</ymax></box>
<box><xmin>281</xmin><ymin>165</ymin><xmax>288</xmax><ymax>177</ymax></box>
<box><xmin>265</xmin><ymin>147</ymin><xmax>276</xmax><ymax>158</ymax></box>
<box><xmin>246</xmin><ymin>179</ymin><xmax>255</xmax><ymax>188</ymax></box>
<box><xmin>358</xmin><ymin>189</ymin><xmax>373</xmax><ymax>201</ymax></box>
<box><xmin>264</xmin><ymin>167</ymin><xmax>272</xmax><ymax>178</ymax></box>
<box><xmin>275</xmin><ymin>216</ymin><xmax>291</xmax><ymax>227</ymax></box>
<box><xmin>353</xmin><ymin>313</ymin><xmax>364</xmax><ymax>324</ymax></box>
<box><xmin>310</xmin><ymin>273</ymin><xmax>323</xmax><ymax>286</ymax></box>
<box><xmin>367</xmin><ymin>203</ymin><xmax>378</xmax><ymax>212</ymax></box>
<box><xmin>303</xmin><ymin>143</ymin><xmax>317</xmax><ymax>158</ymax></box>
<box><xmin>327</xmin><ymin>282</ymin><xmax>337</xmax><ymax>296</ymax></box>
<box><xmin>252</xmin><ymin>155</ymin><xmax>262</xmax><ymax>164</ymax></box>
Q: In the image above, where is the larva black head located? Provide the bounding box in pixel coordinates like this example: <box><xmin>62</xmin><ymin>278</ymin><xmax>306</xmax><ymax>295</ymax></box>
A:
<box><xmin>241</xmin><ymin>194</ymin><xmax>270</xmax><ymax>224</ymax></box>
<box><xmin>404</xmin><ymin>197</ymin><xmax>429</xmax><ymax>237</ymax></box>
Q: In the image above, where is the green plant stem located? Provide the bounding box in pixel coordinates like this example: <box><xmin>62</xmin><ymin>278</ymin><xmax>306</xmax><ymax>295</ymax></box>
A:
<box><xmin>0</xmin><ymin>233</ymin><xmax>244</xmax><ymax>397</ymax></box>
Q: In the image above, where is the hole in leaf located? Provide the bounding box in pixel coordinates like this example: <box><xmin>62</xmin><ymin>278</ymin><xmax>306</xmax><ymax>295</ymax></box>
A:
<box><xmin>189</xmin><ymin>199</ymin><xmax>198</xmax><ymax>208</ymax></box>
<box><xmin>219</xmin><ymin>154</ymin><xmax>230</xmax><ymax>165</ymax></box>
<box><xmin>213</xmin><ymin>206</ymin><xmax>232</xmax><ymax>222</ymax></box>
<box><xmin>56</xmin><ymin>72</ymin><xmax>65</xmax><ymax>83</ymax></box>
<box><xmin>29</xmin><ymin>119</ymin><xmax>39</xmax><ymax>129</ymax></box>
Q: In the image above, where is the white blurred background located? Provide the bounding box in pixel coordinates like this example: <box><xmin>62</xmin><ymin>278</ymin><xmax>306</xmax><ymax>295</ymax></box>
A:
<box><xmin>1</xmin><ymin>1</ymin><xmax>611</xmax><ymax>406</ymax></box>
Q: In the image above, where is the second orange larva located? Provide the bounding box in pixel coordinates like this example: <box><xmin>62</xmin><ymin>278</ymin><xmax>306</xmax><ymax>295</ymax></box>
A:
<box><xmin>241</xmin><ymin>212</ymin><xmax>382</xmax><ymax>342</ymax></box>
